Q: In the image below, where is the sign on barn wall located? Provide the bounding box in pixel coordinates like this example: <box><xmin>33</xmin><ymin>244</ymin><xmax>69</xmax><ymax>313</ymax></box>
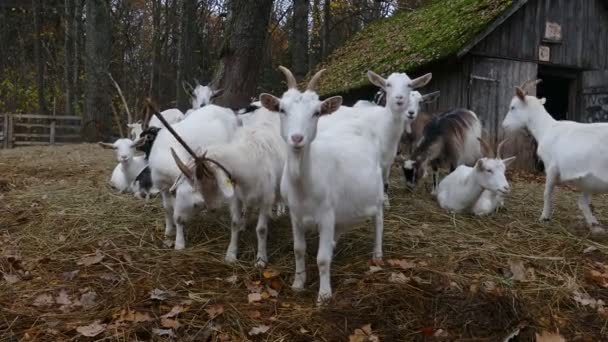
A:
<box><xmin>539</xmin><ymin>46</ymin><xmax>550</xmax><ymax>62</ymax></box>
<box><xmin>544</xmin><ymin>22</ymin><xmax>562</xmax><ymax>42</ymax></box>
<box><xmin>582</xmin><ymin>71</ymin><xmax>608</xmax><ymax>123</ymax></box>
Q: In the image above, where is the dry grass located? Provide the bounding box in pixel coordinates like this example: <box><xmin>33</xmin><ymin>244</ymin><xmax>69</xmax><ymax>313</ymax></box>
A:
<box><xmin>0</xmin><ymin>144</ymin><xmax>607</xmax><ymax>341</ymax></box>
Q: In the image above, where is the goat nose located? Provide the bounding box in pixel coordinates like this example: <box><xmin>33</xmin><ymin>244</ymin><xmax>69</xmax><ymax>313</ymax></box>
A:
<box><xmin>408</xmin><ymin>111</ymin><xmax>415</xmax><ymax>115</ymax></box>
<box><xmin>291</xmin><ymin>134</ymin><xmax>304</xmax><ymax>144</ymax></box>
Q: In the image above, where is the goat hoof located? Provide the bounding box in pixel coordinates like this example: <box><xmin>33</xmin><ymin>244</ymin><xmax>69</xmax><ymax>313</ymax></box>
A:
<box><xmin>291</xmin><ymin>279</ymin><xmax>306</xmax><ymax>292</ymax></box>
<box><xmin>316</xmin><ymin>291</ymin><xmax>332</xmax><ymax>306</ymax></box>
<box><xmin>162</xmin><ymin>239</ymin><xmax>175</xmax><ymax>248</ymax></box>
<box><xmin>254</xmin><ymin>258</ymin><xmax>267</xmax><ymax>269</ymax></box>
<box><xmin>224</xmin><ymin>254</ymin><xmax>238</xmax><ymax>264</ymax></box>
<box><xmin>371</xmin><ymin>255</ymin><xmax>384</xmax><ymax>265</ymax></box>
<box><xmin>174</xmin><ymin>242</ymin><xmax>185</xmax><ymax>250</ymax></box>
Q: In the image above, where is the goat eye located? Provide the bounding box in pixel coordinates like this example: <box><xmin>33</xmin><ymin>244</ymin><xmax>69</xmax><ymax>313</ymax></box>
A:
<box><xmin>486</xmin><ymin>169</ymin><xmax>493</xmax><ymax>174</ymax></box>
<box><xmin>313</xmin><ymin>111</ymin><xmax>321</xmax><ymax>117</ymax></box>
<box><xmin>279</xmin><ymin>108</ymin><xmax>286</xmax><ymax>114</ymax></box>
<box><xmin>510</xmin><ymin>106</ymin><xmax>515</xmax><ymax>110</ymax></box>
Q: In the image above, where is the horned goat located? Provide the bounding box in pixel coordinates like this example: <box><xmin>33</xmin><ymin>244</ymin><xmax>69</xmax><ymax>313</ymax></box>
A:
<box><xmin>502</xmin><ymin>79</ymin><xmax>608</xmax><ymax>234</ymax></box>
<box><xmin>402</xmin><ymin>108</ymin><xmax>482</xmax><ymax>193</ymax></box>
<box><xmin>436</xmin><ymin>138</ymin><xmax>515</xmax><ymax>215</ymax></box>
<box><xmin>98</xmin><ymin>138</ymin><xmax>147</xmax><ymax>193</ymax></box>
<box><xmin>259</xmin><ymin>66</ymin><xmax>385</xmax><ymax>305</ymax></box>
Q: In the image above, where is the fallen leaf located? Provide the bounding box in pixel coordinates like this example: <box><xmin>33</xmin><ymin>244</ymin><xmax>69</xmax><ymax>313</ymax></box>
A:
<box><xmin>3</xmin><ymin>273</ymin><xmax>19</xmax><ymax>284</ymax></box>
<box><xmin>55</xmin><ymin>290</ymin><xmax>72</xmax><ymax>306</ymax></box>
<box><xmin>349</xmin><ymin>324</ymin><xmax>380</xmax><ymax>342</ymax></box>
<box><xmin>388</xmin><ymin>272</ymin><xmax>409</xmax><ymax>284</ymax></box>
<box><xmin>247</xmin><ymin>310</ymin><xmax>261</xmax><ymax>319</ymax></box>
<box><xmin>387</xmin><ymin>259</ymin><xmax>416</xmax><ymax>270</ymax></box>
<box><xmin>162</xmin><ymin>305</ymin><xmax>188</xmax><ymax>319</ymax></box>
<box><xmin>98</xmin><ymin>273</ymin><xmax>120</xmax><ymax>282</ymax></box>
<box><xmin>76</xmin><ymin>320</ymin><xmax>106</xmax><ymax>337</ymax></box>
<box><xmin>161</xmin><ymin>317</ymin><xmax>181</xmax><ymax>329</ymax></box>
<box><xmin>152</xmin><ymin>328</ymin><xmax>176</xmax><ymax>337</ymax></box>
<box><xmin>366</xmin><ymin>265</ymin><xmax>383</xmax><ymax>274</ymax></box>
<box><xmin>572</xmin><ymin>290</ymin><xmax>605</xmax><ymax>309</ymax></box>
<box><xmin>62</xmin><ymin>270</ymin><xmax>79</xmax><ymax>281</ymax></box>
<box><xmin>300</xmin><ymin>327</ymin><xmax>310</xmax><ymax>334</ymax></box>
<box><xmin>267</xmin><ymin>287</ymin><xmax>279</xmax><ymax>298</ymax></box>
<box><xmin>78</xmin><ymin>291</ymin><xmax>97</xmax><ymax>309</ymax></box>
<box><xmin>583</xmin><ymin>246</ymin><xmax>598</xmax><ymax>254</ymax></box>
<box><xmin>114</xmin><ymin>309</ymin><xmax>154</xmax><ymax>322</ymax></box>
<box><xmin>205</xmin><ymin>304</ymin><xmax>224</xmax><ymax>319</ymax></box>
<box><xmin>262</xmin><ymin>268</ymin><xmax>280</xmax><ymax>279</ymax></box>
<box><xmin>33</xmin><ymin>294</ymin><xmax>54</xmax><ymax>307</ymax></box>
<box><xmin>261</xmin><ymin>291</ymin><xmax>270</xmax><ymax>300</ymax></box>
<box><xmin>248</xmin><ymin>325</ymin><xmax>270</xmax><ymax>336</ymax></box>
<box><xmin>248</xmin><ymin>293</ymin><xmax>262</xmax><ymax>303</ymax></box>
<box><xmin>77</xmin><ymin>250</ymin><xmax>104</xmax><ymax>266</ymax></box>
<box><xmin>508</xmin><ymin>259</ymin><xmax>527</xmax><ymax>282</ymax></box>
<box><xmin>224</xmin><ymin>275</ymin><xmax>238</xmax><ymax>284</ymax></box>
<box><xmin>149</xmin><ymin>288</ymin><xmax>175</xmax><ymax>301</ymax></box>
<box><xmin>535</xmin><ymin>330</ymin><xmax>566</xmax><ymax>342</ymax></box>
<box><xmin>434</xmin><ymin>328</ymin><xmax>448</xmax><ymax>337</ymax></box>
<box><xmin>247</xmin><ymin>280</ymin><xmax>263</xmax><ymax>293</ymax></box>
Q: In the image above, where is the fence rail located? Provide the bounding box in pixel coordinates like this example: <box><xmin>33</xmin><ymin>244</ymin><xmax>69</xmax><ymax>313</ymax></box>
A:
<box><xmin>0</xmin><ymin>113</ymin><xmax>82</xmax><ymax>149</ymax></box>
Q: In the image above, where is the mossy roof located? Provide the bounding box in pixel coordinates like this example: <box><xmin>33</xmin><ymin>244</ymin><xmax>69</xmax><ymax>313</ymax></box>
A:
<box><xmin>316</xmin><ymin>0</ymin><xmax>517</xmax><ymax>96</ymax></box>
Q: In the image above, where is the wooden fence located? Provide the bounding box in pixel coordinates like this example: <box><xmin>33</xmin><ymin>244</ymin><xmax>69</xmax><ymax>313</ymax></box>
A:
<box><xmin>0</xmin><ymin>114</ymin><xmax>82</xmax><ymax>148</ymax></box>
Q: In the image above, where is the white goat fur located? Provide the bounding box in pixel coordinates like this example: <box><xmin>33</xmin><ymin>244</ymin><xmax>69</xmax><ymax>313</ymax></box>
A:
<box><xmin>171</xmin><ymin>107</ymin><xmax>286</xmax><ymax>266</ymax></box>
<box><xmin>319</xmin><ymin>71</ymin><xmax>432</xmax><ymax>207</ymax></box>
<box><xmin>128</xmin><ymin>108</ymin><xmax>185</xmax><ymax>141</ymax></box>
<box><xmin>148</xmin><ymin>105</ymin><xmax>239</xmax><ymax>248</ymax></box>
<box><xmin>100</xmin><ymin>138</ymin><xmax>147</xmax><ymax>193</ymax></box>
<box><xmin>260</xmin><ymin>67</ymin><xmax>385</xmax><ymax>304</ymax></box>
<box><xmin>502</xmin><ymin>88</ymin><xmax>608</xmax><ymax>232</ymax></box>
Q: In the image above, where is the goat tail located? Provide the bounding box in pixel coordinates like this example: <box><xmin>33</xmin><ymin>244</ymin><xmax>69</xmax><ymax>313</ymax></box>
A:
<box><xmin>145</xmin><ymin>98</ymin><xmax>198</xmax><ymax>161</ymax></box>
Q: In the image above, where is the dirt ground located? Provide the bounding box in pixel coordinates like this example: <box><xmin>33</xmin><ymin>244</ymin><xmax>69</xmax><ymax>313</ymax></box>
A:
<box><xmin>0</xmin><ymin>143</ymin><xmax>607</xmax><ymax>341</ymax></box>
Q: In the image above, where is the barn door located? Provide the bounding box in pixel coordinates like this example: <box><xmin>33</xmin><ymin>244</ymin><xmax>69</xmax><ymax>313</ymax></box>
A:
<box><xmin>581</xmin><ymin>70</ymin><xmax>608</xmax><ymax>123</ymax></box>
<box><xmin>467</xmin><ymin>57</ymin><xmax>537</xmax><ymax>169</ymax></box>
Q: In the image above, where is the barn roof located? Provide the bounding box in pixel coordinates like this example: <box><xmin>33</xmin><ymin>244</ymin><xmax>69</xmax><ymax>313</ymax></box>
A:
<box><xmin>315</xmin><ymin>0</ymin><xmax>527</xmax><ymax>96</ymax></box>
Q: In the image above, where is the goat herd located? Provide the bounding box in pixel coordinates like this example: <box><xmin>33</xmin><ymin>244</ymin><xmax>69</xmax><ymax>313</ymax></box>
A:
<box><xmin>98</xmin><ymin>66</ymin><xmax>608</xmax><ymax>304</ymax></box>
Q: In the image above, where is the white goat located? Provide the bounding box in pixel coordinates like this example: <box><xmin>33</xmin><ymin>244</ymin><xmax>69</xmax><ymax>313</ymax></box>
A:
<box><xmin>502</xmin><ymin>79</ymin><xmax>608</xmax><ymax>234</ymax></box>
<box><xmin>183</xmin><ymin>81</ymin><xmax>224</xmax><ymax>116</ymax></box>
<box><xmin>320</xmin><ymin>70</ymin><xmax>433</xmax><ymax>208</ymax></box>
<box><xmin>169</xmin><ymin>106</ymin><xmax>286</xmax><ymax>266</ymax></box>
<box><xmin>260</xmin><ymin>66</ymin><xmax>385</xmax><ymax>304</ymax></box>
<box><xmin>99</xmin><ymin>138</ymin><xmax>147</xmax><ymax>193</ymax></box>
<box><xmin>436</xmin><ymin>138</ymin><xmax>515</xmax><ymax>215</ymax></box>
<box><xmin>147</xmin><ymin>104</ymin><xmax>239</xmax><ymax>249</ymax></box>
<box><xmin>128</xmin><ymin>108</ymin><xmax>185</xmax><ymax>141</ymax></box>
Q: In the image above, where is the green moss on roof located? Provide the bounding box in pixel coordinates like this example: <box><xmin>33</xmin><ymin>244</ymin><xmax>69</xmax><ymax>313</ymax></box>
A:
<box><xmin>316</xmin><ymin>0</ymin><xmax>514</xmax><ymax>96</ymax></box>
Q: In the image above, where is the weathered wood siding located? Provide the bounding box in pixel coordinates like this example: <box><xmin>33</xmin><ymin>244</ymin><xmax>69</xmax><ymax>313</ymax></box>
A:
<box><xmin>580</xmin><ymin>70</ymin><xmax>608</xmax><ymax>122</ymax></box>
<box><xmin>473</xmin><ymin>0</ymin><xmax>608</xmax><ymax>69</ymax></box>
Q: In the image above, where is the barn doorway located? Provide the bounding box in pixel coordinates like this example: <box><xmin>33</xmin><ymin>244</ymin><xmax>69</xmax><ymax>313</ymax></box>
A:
<box><xmin>537</xmin><ymin>66</ymin><xmax>576</xmax><ymax>120</ymax></box>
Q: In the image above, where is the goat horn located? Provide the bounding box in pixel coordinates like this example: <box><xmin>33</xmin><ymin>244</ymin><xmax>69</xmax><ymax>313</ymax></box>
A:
<box><xmin>496</xmin><ymin>138</ymin><xmax>509</xmax><ymax>159</ymax></box>
<box><xmin>307</xmin><ymin>68</ymin><xmax>326</xmax><ymax>91</ymax></box>
<box><xmin>477</xmin><ymin>137</ymin><xmax>494</xmax><ymax>158</ymax></box>
<box><xmin>202</xmin><ymin>154</ymin><xmax>233</xmax><ymax>182</ymax></box>
<box><xmin>278</xmin><ymin>65</ymin><xmax>297</xmax><ymax>89</ymax></box>
<box><xmin>182</xmin><ymin>81</ymin><xmax>194</xmax><ymax>94</ymax></box>
<box><xmin>519</xmin><ymin>79</ymin><xmax>542</xmax><ymax>94</ymax></box>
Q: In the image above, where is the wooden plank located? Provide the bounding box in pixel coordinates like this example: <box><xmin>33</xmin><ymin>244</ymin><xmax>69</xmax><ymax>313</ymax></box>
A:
<box><xmin>11</xmin><ymin>114</ymin><xmax>81</xmax><ymax>121</ymax></box>
<box><xmin>14</xmin><ymin>140</ymin><xmax>81</xmax><ymax>146</ymax></box>
<box><xmin>7</xmin><ymin>114</ymin><xmax>13</xmax><ymax>148</ymax></box>
<box><xmin>50</xmin><ymin>120</ymin><xmax>56</xmax><ymax>144</ymax></box>
<box><xmin>2</xmin><ymin>114</ymin><xmax>7</xmax><ymax>149</ymax></box>
<box><xmin>13</xmin><ymin>133</ymin><xmax>82</xmax><ymax>139</ymax></box>
<box><xmin>13</xmin><ymin>123</ymin><xmax>81</xmax><ymax>130</ymax></box>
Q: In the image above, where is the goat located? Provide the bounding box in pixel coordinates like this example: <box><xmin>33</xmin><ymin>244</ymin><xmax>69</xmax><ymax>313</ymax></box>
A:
<box><xmin>436</xmin><ymin>138</ymin><xmax>515</xmax><ymax>215</ymax></box>
<box><xmin>402</xmin><ymin>108</ymin><xmax>482</xmax><ymax>194</ymax></box>
<box><xmin>259</xmin><ymin>66</ymin><xmax>385</xmax><ymax>305</ymax></box>
<box><xmin>320</xmin><ymin>70</ymin><xmax>433</xmax><ymax>208</ymax></box>
<box><xmin>397</xmin><ymin>90</ymin><xmax>441</xmax><ymax>160</ymax></box>
<box><xmin>98</xmin><ymin>138</ymin><xmax>147</xmax><ymax>193</ymax></box>
<box><xmin>502</xmin><ymin>79</ymin><xmax>608</xmax><ymax>234</ymax></box>
<box><xmin>183</xmin><ymin>81</ymin><xmax>224</xmax><ymax>116</ymax></box>
<box><xmin>146</xmin><ymin>101</ymin><xmax>239</xmax><ymax>249</ymax></box>
<box><xmin>168</xmin><ymin>105</ymin><xmax>286</xmax><ymax>267</ymax></box>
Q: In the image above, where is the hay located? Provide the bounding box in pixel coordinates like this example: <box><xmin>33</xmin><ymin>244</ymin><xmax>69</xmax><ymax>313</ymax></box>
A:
<box><xmin>0</xmin><ymin>144</ymin><xmax>607</xmax><ymax>341</ymax></box>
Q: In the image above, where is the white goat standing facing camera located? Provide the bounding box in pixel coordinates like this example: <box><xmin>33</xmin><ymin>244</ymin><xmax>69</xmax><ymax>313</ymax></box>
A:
<box><xmin>259</xmin><ymin>66</ymin><xmax>385</xmax><ymax>305</ymax></box>
<box><xmin>435</xmin><ymin>138</ymin><xmax>515</xmax><ymax>215</ymax></box>
<box><xmin>502</xmin><ymin>79</ymin><xmax>608</xmax><ymax>234</ymax></box>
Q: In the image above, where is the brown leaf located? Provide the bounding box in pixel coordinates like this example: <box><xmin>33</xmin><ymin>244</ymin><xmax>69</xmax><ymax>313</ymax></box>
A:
<box><xmin>152</xmin><ymin>328</ymin><xmax>176</xmax><ymax>337</ymax></box>
<box><xmin>247</xmin><ymin>310</ymin><xmax>261</xmax><ymax>319</ymax></box>
<box><xmin>366</xmin><ymin>265</ymin><xmax>383</xmax><ymax>274</ymax></box>
<box><xmin>535</xmin><ymin>331</ymin><xmax>566</xmax><ymax>342</ymax></box>
<box><xmin>149</xmin><ymin>288</ymin><xmax>175</xmax><ymax>301</ymax></box>
<box><xmin>62</xmin><ymin>270</ymin><xmax>79</xmax><ymax>281</ymax></box>
<box><xmin>508</xmin><ymin>259</ymin><xmax>527</xmax><ymax>282</ymax></box>
<box><xmin>77</xmin><ymin>250</ymin><xmax>104</xmax><ymax>266</ymax></box>
<box><xmin>587</xmin><ymin>266</ymin><xmax>608</xmax><ymax>288</ymax></box>
<box><xmin>162</xmin><ymin>305</ymin><xmax>188</xmax><ymax>319</ymax></box>
<box><xmin>269</xmin><ymin>278</ymin><xmax>283</xmax><ymax>290</ymax></box>
<box><xmin>267</xmin><ymin>287</ymin><xmax>279</xmax><ymax>298</ymax></box>
<box><xmin>161</xmin><ymin>317</ymin><xmax>181</xmax><ymax>329</ymax></box>
<box><xmin>224</xmin><ymin>275</ymin><xmax>238</xmax><ymax>284</ymax></box>
<box><xmin>76</xmin><ymin>320</ymin><xmax>106</xmax><ymax>337</ymax></box>
<box><xmin>114</xmin><ymin>309</ymin><xmax>154</xmax><ymax>323</ymax></box>
<box><xmin>78</xmin><ymin>291</ymin><xmax>97</xmax><ymax>309</ymax></box>
<box><xmin>55</xmin><ymin>290</ymin><xmax>72</xmax><ymax>306</ymax></box>
<box><xmin>248</xmin><ymin>325</ymin><xmax>270</xmax><ymax>336</ymax></box>
<box><xmin>387</xmin><ymin>259</ymin><xmax>416</xmax><ymax>270</ymax></box>
<box><xmin>388</xmin><ymin>272</ymin><xmax>410</xmax><ymax>284</ymax></box>
<box><xmin>248</xmin><ymin>293</ymin><xmax>262</xmax><ymax>303</ymax></box>
<box><xmin>349</xmin><ymin>324</ymin><xmax>380</xmax><ymax>342</ymax></box>
<box><xmin>262</xmin><ymin>268</ymin><xmax>280</xmax><ymax>279</ymax></box>
<box><xmin>33</xmin><ymin>293</ymin><xmax>54</xmax><ymax>307</ymax></box>
<box><xmin>3</xmin><ymin>273</ymin><xmax>20</xmax><ymax>284</ymax></box>
<box><xmin>205</xmin><ymin>304</ymin><xmax>224</xmax><ymax>319</ymax></box>
<box><xmin>247</xmin><ymin>280</ymin><xmax>263</xmax><ymax>293</ymax></box>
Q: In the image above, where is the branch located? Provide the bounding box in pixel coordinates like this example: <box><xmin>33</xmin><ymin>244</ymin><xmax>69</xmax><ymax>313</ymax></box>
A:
<box><xmin>107</xmin><ymin>72</ymin><xmax>133</xmax><ymax>124</ymax></box>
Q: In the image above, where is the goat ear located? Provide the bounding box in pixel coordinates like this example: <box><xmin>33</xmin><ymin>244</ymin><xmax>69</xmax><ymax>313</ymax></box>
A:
<box><xmin>475</xmin><ymin>159</ymin><xmax>485</xmax><ymax>171</ymax></box>
<box><xmin>539</xmin><ymin>97</ymin><xmax>547</xmax><ymax>105</ymax></box>
<box><xmin>212</xmin><ymin>88</ymin><xmax>224</xmax><ymax>98</ymax></box>
<box><xmin>502</xmin><ymin>156</ymin><xmax>516</xmax><ymax>167</ymax></box>
<box><xmin>515</xmin><ymin>87</ymin><xmax>526</xmax><ymax>101</ymax></box>
<box><xmin>320</xmin><ymin>96</ymin><xmax>343</xmax><ymax>116</ymax></box>
<box><xmin>98</xmin><ymin>142</ymin><xmax>116</xmax><ymax>149</ymax></box>
<box><xmin>213</xmin><ymin>167</ymin><xmax>234</xmax><ymax>198</ymax></box>
<box><xmin>170</xmin><ymin>148</ymin><xmax>195</xmax><ymax>184</ymax></box>
<box><xmin>421</xmin><ymin>91</ymin><xmax>440</xmax><ymax>104</ymax></box>
<box><xmin>410</xmin><ymin>73</ymin><xmax>432</xmax><ymax>89</ymax></box>
<box><xmin>367</xmin><ymin>70</ymin><xmax>386</xmax><ymax>89</ymax></box>
<box><xmin>259</xmin><ymin>93</ymin><xmax>281</xmax><ymax>112</ymax></box>
<box><xmin>132</xmin><ymin>138</ymin><xmax>146</xmax><ymax>149</ymax></box>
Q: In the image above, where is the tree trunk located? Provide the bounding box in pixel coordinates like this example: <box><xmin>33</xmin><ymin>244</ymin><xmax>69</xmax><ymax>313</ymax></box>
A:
<box><xmin>73</xmin><ymin>0</ymin><xmax>84</xmax><ymax>113</ymax></box>
<box><xmin>291</xmin><ymin>0</ymin><xmax>309</xmax><ymax>81</ymax></box>
<box><xmin>212</xmin><ymin>0</ymin><xmax>274</xmax><ymax>109</ymax></box>
<box><xmin>321</xmin><ymin>0</ymin><xmax>331</xmax><ymax>60</ymax></box>
<box><xmin>176</xmin><ymin>0</ymin><xmax>197</xmax><ymax>111</ymax></box>
<box><xmin>84</xmin><ymin>0</ymin><xmax>112</xmax><ymax>141</ymax></box>
<box><xmin>149</xmin><ymin>0</ymin><xmax>162</xmax><ymax>102</ymax></box>
<box><xmin>33</xmin><ymin>0</ymin><xmax>47</xmax><ymax>114</ymax></box>
<box><xmin>309</xmin><ymin>0</ymin><xmax>322</xmax><ymax>70</ymax></box>
<box><xmin>64</xmin><ymin>0</ymin><xmax>76</xmax><ymax>116</ymax></box>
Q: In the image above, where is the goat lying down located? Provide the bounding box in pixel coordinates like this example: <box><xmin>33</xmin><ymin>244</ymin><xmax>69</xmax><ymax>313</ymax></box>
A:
<box><xmin>99</xmin><ymin>138</ymin><xmax>148</xmax><ymax>193</ymax></box>
<box><xmin>502</xmin><ymin>79</ymin><xmax>608</xmax><ymax>234</ymax></box>
<box><xmin>403</xmin><ymin>108</ymin><xmax>482</xmax><ymax>194</ymax></box>
<box><xmin>436</xmin><ymin>138</ymin><xmax>515</xmax><ymax>215</ymax></box>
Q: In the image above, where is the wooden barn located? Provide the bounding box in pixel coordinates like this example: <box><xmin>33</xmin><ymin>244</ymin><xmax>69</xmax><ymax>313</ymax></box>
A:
<box><xmin>316</xmin><ymin>0</ymin><xmax>608</xmax><ymax>169</ymax></box>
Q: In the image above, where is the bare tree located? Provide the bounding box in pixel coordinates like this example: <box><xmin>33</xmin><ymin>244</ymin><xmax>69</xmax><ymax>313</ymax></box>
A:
<box><xmin>213</xmin><ymin>0</ymin><xmax>274</xmax><ymax>109</ymax></box>
<box><xmin>64</xmin><ymin>0</ymin><xmax>75</xmax><ymax>116</ymax></box>
<box><xmin>292</xmin><ymin>0</ymin><xmax>309</xmax><ymax>81</ymax></box>
<box><xmin>322</xmin><ymin>0</ymin><xmax>331</xmax><ymax>59</ymax></box>
<box><xmin>84</xmin><ymin>0</ymin><xmax>112</xmax><ymax>141</ymax></box>
<box><xmin>33</xmin><ymin>0</ymin><xmax>47</xmax><ymax>114</ymax></box>
<box><xmin>176</xmin><ymin>0</ymin><xmax>197</xmax><ymax>110</ymax></box>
